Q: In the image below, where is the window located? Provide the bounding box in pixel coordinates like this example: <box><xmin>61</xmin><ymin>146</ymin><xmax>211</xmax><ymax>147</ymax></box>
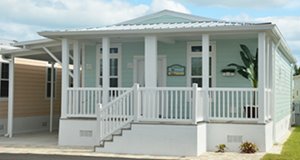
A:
<box><xmin>46</xmin><ymin>67</ymin><xmax>56</xmax><ymax>98</ymax></box>
<box><xmin>0</xmin><ymin>63</ymin><xmax>9</xmax><ymax>97</ymax></box>
<box><xmin>187</xmin><ymin>42</ymin><xmax>215</xmax><ymax>87</ymax></box>
<box><xmin>98</xmin><ymin>47</ymin><xmax>120</xmax><ymax>87</ymax></box>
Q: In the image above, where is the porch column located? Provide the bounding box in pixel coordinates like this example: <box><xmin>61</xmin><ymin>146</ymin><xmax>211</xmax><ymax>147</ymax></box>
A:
<box><xmin>102</xmin><ymin>37</ymin><xmax>110</xmax><ymax>105</ymax></box>
<box><xmin>258</xmin><ymin>32</ymin><xmax>266</xmax><ymax>123</ymax></box>
<box><xmin>202</xmin><ymin>34</ymin><xmax>209</xmax><ymax>121</ymax></box>
<box><xmin>61</xmin><ymin>38</ymin><xmax>69</xmax><ymax>118</ymax></box>
<box><xmin>144</xmin><ymin>35</ymin><xmax>157</xmax><ymax>87</ymax></box>
<box><xmin>7</xmin><ymin>56</ymin><xmax>14</xmax><ymax>138</ymax></box>
<box><xmin>73</xmin><ymin>40</ymin><xmax>81</xmax><ymax>87</ymax></box>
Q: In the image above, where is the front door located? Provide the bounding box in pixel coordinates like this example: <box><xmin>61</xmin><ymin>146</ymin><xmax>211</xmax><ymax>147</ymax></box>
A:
<box><xmin>134</xmin><ymin>56</ymin><xmax>166</xmax><ymax>87</ymax></box>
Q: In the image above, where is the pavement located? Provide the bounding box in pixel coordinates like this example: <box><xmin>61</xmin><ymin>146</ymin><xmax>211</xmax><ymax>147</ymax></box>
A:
<box><xmin>0</xmin><ymin>130</ymin><xmax>291</xmax><ymax>160</ymax></box>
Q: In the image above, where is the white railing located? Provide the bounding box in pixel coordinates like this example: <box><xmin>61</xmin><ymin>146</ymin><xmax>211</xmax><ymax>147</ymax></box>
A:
<box><xmin>67</xmin><ymin>88</ymin><xmax>103</xmax><ymax>117</ymax></box>
<box><xmin>98</xmin><ymin>88</ymin><xmax>135</xmax><ymax>142</ymax></box>
<box><xmin>138</xmin><ymin>87</ymin><xmax>194</xmax><ymax>122</ymax></box>
<box><xmin>66</xmin><ymin>87</ymin><xmax>130</xmax><ymax>118</ymax></box>
<box><xmin>208</xmin><ymin>88</ymin><xmax>259</xmax><ymax>121</ymax></box>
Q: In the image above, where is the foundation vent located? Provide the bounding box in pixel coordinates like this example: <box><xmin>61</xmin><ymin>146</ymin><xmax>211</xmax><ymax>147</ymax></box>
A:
<box><xmin>80</xmin><ymin>130</ymin><xmax>93</xmax><ymax>137</ymax></box>
<box><xmin>0</xmin><ymin>124</ymin><xmax>3</xmax><ymax>130</ymax></box>
<box><xmin>227</xmin><ymin>135</ymin><xmax>243</xmax><ymax>143</ymax></box>
<box><xmin>42</xmin><ymin>122</ymin><xmax>48</xmax><ymax>127</ymax></box>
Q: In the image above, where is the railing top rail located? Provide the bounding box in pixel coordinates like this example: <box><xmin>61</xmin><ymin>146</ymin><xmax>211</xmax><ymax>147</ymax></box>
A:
<box><xmin>208</xmin><ymin>88</ymin><xmax>258</xmax><ymax>91</ymax></box>
<box><xmin>101</xmin><ymin>88</ymin><xmax>134</xmax><ymax>110</ymax></box>
<box><xmin>139</xmin><ymin>87</ymin><xmax>193</xmax><ymax>91</ymax></box>
<box><xmin>67</xmin><ymin>87</ymin><xmax>131</xmax><ymax>91</ymax></box>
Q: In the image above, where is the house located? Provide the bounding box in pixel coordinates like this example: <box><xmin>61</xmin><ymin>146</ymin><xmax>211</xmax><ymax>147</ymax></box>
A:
<box><xmin>0</xmin><ymin>10</ymin><xmax>296</xmax><ymax>156</ymax></box>
<box><xmin>0</xmin><ymin>39</ymin><xmax>61</xmax><ymax>135</ymax></box>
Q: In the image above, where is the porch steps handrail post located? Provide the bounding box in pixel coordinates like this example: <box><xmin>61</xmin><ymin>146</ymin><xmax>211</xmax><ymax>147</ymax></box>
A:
<box><xmin>96</xmin><ymin>103</ymin><xmax>102</xmax><ymax>144</ymax></box>
<box><xmin>133</xmin><ymin>83</ymin><xmax>140</xmax><ymax>122</ymax></box>
<box><xmin>192</xmin><ymin>83</ymin><xmax>198</xmax><ymax>124</ymax></box>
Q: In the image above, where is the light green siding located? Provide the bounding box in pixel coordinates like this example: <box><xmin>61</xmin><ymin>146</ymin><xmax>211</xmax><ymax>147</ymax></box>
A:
<box><xmin>84</xmin><ymin>39</ymin><xmax>259</xmax><ymax>88</ymax></box>
<box><xmin>215</xmin><ymin>39</ymin><xmax>257</xmax><ymax>87</ymax></box>
<box><xmin>84</xmin><ymin>44</ymin><xmax>97</xmax><ymax>87</ymax></box>
<box><xmin>274</xmin><ymin>48</ymin><xmax>293</xmax><ymax>122</ymax></box>
<box><xmin>122</xmin><ymin>42</ymin><xmax>144</xmax><ymax>87</ymax></box>
<box><xmin>159</xmin><ymin>41</ymin><xmax>187</xmax><ymax>87</ymax></box>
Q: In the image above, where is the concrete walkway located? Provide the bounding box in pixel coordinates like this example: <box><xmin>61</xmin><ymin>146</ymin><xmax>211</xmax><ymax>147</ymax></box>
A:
<box><xmin>0</xmin><ymin>131</ymin><xmax>271</xmax><ymax>160</ymax></box>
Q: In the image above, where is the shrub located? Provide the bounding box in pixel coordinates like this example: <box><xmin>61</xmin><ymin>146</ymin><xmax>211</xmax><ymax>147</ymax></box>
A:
<box><xmin>216</xmin><ymin>144</ymin><xmax>227</xmax><ymax>153</ymax></box>
<box><xmin>240</xmin><ymin>141</ymin><xmax>259</xmax><ymax>153</ymax></box>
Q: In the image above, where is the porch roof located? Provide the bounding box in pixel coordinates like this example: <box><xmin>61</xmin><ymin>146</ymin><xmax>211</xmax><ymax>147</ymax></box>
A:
<box><xmin>38</xmin><ymin>10</ymin><xmax>273</xmax><ymax>38</ymax></box>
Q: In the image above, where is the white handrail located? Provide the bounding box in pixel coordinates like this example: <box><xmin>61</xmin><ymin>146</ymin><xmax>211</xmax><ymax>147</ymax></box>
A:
<box><xmin>98</xmin><ymin>88</ymin><xmax>135</xmax><ymax>142</ymax></box>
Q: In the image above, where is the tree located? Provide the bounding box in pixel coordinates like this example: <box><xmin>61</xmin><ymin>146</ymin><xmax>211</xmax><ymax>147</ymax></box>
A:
<box><xmin>228</xmin><ymin>44</ymin><xmax>258</xmax><ymax>88</ymax></box>
<box><xmin>294</xmin><ymin>65</ymin><xmax>300</xmax><ymax>76</ymax></box>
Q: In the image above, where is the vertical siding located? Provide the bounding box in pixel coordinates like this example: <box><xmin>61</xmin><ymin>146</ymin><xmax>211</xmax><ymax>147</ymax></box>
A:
<box><xmin>274</xmin><ymin>49</ymin><xmax>292</xmax><ymax>122</ymax></box>
<box><xmin>0</xmin><ymin>60</ymin><xmax>61</xmax><ymax>119</ymax></box>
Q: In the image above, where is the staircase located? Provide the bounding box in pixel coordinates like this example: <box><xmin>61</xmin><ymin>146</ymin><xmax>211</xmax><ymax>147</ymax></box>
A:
<box><xmin>95</xmin><ymin>85</ymin><xmax>137</xmax><ymax>149</ymax></box>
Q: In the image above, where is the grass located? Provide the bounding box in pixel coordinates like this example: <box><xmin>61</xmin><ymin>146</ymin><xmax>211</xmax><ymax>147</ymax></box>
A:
<box><xmin>262</xmin><ymin>126</ymin><xmax>300</xmax><ymax>160</ymax></box>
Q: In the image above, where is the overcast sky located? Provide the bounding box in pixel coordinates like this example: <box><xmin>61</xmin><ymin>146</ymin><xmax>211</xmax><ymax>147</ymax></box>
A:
<box><xmin>1</xmin><ymin>0</ymin><xmax>300</xmax><ymax>63</ymax></box>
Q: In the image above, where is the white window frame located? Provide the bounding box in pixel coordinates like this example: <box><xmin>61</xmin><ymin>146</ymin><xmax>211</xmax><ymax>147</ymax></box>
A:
<box><xmin>0</xmin><ymin>62</ymin><xmax>9</xmax><ymax>99</ymax></box>
<box><xmin>45</xmin><ymin>67</ymin><xmax>57</xmax><ymax>99</ymax></box>
<box><xmin>96</xmin><ymin>44</ymin><xmax>122</xmax><ymax>87</ymax></box>
<box><xmin>186</xmin><ymin>41</ymin><xmax>216</xmax><ymax>87</ymax></box>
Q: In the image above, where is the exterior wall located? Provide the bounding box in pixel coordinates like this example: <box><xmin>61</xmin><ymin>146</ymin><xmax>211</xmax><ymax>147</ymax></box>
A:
<box><xmin>274</xmin><ymin>48</ymin><xmax>292</xmax><ymax>123</ymax></box>
<box><xmin>207</xmin><ymin>122</ymin><xmax>273</xmax><ymax>152</ymax></box>
<box><xmin>84</xmin><ymin>39</ymin><xmax>258</xmax><ymax>88</ymax></box>
<box><xmin>95</xmin><ymin>123</ymin><xmax>206</xmax><ymax>156</ymax></box>
<box><xmin>58</xmin><ymin>119</ymin><xmax>97</xmax><ymax>146</ymax></box>
<box><xmin>0</xmin><ymin>58</ymin><xmax>61</xmax><ymax>135</ymax></box>
<box><xmin>215</xmin><ymin>39</ymin><xmax>257</xmax><ymax>87</ymax></box>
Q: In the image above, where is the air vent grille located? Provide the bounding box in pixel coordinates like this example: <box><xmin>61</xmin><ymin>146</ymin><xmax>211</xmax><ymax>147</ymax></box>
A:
<box><xmin>227</xmin><ymin>135</ymin><xmax>243</xmax><ymax>143</ymax></box>
<box><xmin>80</xmin><ymin>130</ymin><xmax>93</xmax><ymax>137</ymax></box>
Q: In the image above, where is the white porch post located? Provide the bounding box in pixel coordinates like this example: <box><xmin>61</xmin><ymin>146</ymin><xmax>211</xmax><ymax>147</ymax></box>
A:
<box><xmin>102</xmin><ymin>37</ymin><xmax>110</xmax><ymax>105</ymax></box>
<box><xmin>202</xmin><ymin>34</ymin><xmax>209</xmax><ymax>121</ymax></box>
<box><xmin>258</xmin><ymin>32</ymin><xmax>266</xmax><ymax>123</ymax></box>
<box><xmin>144</xmin><ymin>36</ymin><xmax>157</xmax><ymax>87</ymax></box>
<box><xmin>7</xmin><ymin>56</ymin><xmax>14</xmax><ymax>138</ymax></box>
<box><xmin>49</xmin><ymin>62</ymin><xmax>54</xmax><ymax>132</ymax></box>
<box><xmin>61</xmin><ymin>38</ymin><xmax>69</xmax><ymax>118</ymax></box>
<box><xmin>73</xmin><ymin>40</ymin><xmax>81</xmax><ymax>87</ymax></box>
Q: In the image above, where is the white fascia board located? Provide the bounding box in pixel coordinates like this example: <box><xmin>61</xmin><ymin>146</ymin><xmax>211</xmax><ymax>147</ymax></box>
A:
<box><xmin>39</xmin><ymin>24</ymin><xmax>275</xmax><ymax>38</ymax></box>
<box><xmin>14</xmin><ymin>39</ymin><xmax>56</xmax><ymax>47</ymax></box>
<box><xmin>271</xmin><ymin>26</ymin><xmax>297</xmax><ymax>64</ymax></box>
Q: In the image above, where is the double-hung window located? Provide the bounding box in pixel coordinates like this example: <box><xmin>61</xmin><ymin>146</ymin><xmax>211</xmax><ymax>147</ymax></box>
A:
<box><xmin>0</xmin><ymin>63</ymin><xmax>9</xmax><ymax>98</ymax></box>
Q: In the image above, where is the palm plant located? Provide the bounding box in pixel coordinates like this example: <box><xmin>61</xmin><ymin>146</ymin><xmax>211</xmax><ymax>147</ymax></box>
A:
<box><xmin>228</xmin><ymin>44</ymin><xmax>258</xmax><ymax>88</ymax></box>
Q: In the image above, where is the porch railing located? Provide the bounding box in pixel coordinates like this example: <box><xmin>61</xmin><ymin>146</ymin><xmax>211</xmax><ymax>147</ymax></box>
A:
<box><xmin>208</xmin><ymin>88</ymin><xmax>259</xmax><ymax>121</ymax></box>
<box><xmin>66</xmin><ymin>86</ymin><xmax>271</xmax><ymax>123</ymax></box>
<box><xmin>66</xmin><ymin>87</ymin><xmax>130</xmax><ymax>117</ymax></box>
<box><xmin>138</xmin><ymin>87</ymin><xmax>194</xmax><ymax>122</ymax></box>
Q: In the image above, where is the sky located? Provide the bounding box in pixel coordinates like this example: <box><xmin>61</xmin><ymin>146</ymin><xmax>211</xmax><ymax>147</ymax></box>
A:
<box><xmin>1</xmin><ymin>0</ymin><xmax>300</xmax><ymax>63</ymax></box>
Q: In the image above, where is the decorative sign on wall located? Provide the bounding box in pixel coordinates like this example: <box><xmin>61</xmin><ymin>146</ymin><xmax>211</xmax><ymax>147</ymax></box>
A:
<box><xmin>167</xmin><ymin>64</ymin><xmax>185</xmax><ymax>76</ymax></box>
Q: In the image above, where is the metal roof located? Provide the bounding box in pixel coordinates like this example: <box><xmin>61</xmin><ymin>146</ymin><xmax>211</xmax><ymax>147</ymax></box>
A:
<box><xmin>58</xmin><ymin>21</ymin><xmax>269</xmax><ymax>32</ymax></box>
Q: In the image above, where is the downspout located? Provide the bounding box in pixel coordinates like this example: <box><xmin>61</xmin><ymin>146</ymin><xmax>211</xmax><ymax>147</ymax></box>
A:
<box><xmin>49</xmin><ymin>62</ymin><xmax>55</xmax><ymax>133</ymax></box>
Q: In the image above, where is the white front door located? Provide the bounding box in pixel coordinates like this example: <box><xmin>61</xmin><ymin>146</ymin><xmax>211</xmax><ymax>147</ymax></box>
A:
<box><xmin>134</xmin><ymin>56</ymin><xmax>166</xmax><ymax>87</ymax></box>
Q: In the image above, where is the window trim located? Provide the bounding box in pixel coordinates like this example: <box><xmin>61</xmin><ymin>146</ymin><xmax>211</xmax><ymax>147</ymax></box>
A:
<box><xmin>96</xmin><ymin>44</ymin><xmax>122</xmax><ymax>88</ymax></box>
<box><xmin>186</xmin><ymin>41</ymin><xmax>216</xmax><ymax>87</ymax></box>
<box><xmin>45</xmin><ymin>66</ymin><xmax>57</xmax><ymax>99</ymax></box>
<box><xmin>0</xmin><ymin>62</ymin><xmax>9</xmax><ymax>100</ymax></box>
